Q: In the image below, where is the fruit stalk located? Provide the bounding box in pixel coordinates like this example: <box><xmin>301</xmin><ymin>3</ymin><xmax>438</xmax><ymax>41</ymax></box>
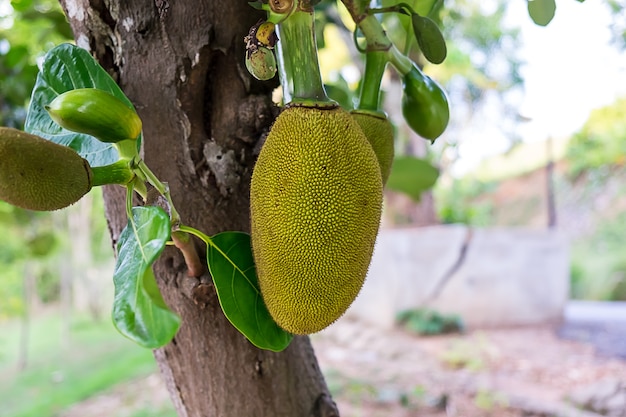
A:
<box><xmin>356</xmin><ymin>50</ymin><xmax>388</xmax><ymax>112</ymax></box>
<box><xmin>352</xmin><ymin>51</ymin><xmax>395</xmax><ymax>184</ymax></box>
<box><xmin>274</xmin><ymin>6</ymin><xmax>334</xmax><ymax>105</ymax></box>
<box><xmin>91</xmin><ymin>160</ymin><xmax>135</xmax><ymax>186</ymax></box>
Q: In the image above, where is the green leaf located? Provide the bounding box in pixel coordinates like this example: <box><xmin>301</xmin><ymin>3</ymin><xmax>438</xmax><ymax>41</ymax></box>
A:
<box><xmin>248</xmin><ymin>1</ymin><xmax>264</xmax><ymax>10</ymax></box>
<box><xmin>527</xmin><ymin>0</ymin><xmax>556</xmax><ymax>26</ymax></box>
<box><xmin>207</xmin><ymin>231</ymin><xmax>293</xmax><ymax>352</ymax></box>
<box><xmin>386</xmin><ymin>156</ymin><xmax>439</xmax><ymax>201</ymax></box>
<box><xmin>412</xmin><ymin>14</ymin><xmax>447</xmax><ymax>64</ymax></box>
<box><xmin>24</xmin><ymin>43</ymin><xmax>141</xmax><ymax>167</ymax></box>
<box><xmin>112</xmin><ymin>206</ymin><xmax>180</xmax><ymax>348</ymax></box>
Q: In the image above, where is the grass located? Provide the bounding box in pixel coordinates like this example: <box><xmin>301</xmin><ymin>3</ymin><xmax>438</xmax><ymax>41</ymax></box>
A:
<box><xmin>0</xmin><ymin>311</ymin><xmax>162</xmax><ymax>417</ymax></box>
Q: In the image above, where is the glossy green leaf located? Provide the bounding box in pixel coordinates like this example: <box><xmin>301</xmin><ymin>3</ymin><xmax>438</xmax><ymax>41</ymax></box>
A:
<box><xmin>248</xmin><ymin>1</ymin><xmax>264</xmax><ymax>10</ymax></box>
<box><xmin>112</xmin><ymin>206</ymin><xmax>180</xmax><ymax>349</ymax></box>
<box><xmin>412</xmin><ymin>14</ymin><xmax>447</xmax><ymax>64</ymax></box>
<box><xmin>207</xmin><ymin>231</ymin><xmax>293</xmax><ymax>352</ymax></box>
<box><xmin>527</xmin><ymin>0</ymin><xmax>556</xmax><ymax>26</ymax></box>
<box><xmin>25</xmin><ymin>43</ymin><xmax>141</xmax><ymax>167</ymax></box>
<box><xmin>386</xmin><ymin>156</ymin><xmax>439</xmax><ymax>201</ymax></box>
<box><xmin>417</xmin><ymin>0</ymin><xmax>440</xmax><ymax>17</ymax></box>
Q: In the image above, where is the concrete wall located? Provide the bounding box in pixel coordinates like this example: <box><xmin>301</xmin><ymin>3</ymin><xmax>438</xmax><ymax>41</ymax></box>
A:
<box><xmin>343</xmin><ymin>225</ymin><xmax>570</xmax><ymax>328</ymax></box>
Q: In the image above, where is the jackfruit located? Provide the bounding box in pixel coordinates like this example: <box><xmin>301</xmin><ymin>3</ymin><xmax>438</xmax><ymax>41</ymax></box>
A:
<box><xmin>46</xmin><ymin>88</ymin><xmax>142</xmax><ymax>143</ymax></box>
<box><xmin>0</xmin><ymin>127</ymin><xmax>92</xmax><ymax>211</ymax></box>
<box><xmin>245</xmin><ymin>47</ymin><xmax>277</xmax><ymax>81</ymax></box>
<box><xmin>250</xmin><ymin>105</ymin><xmax>383</xmax><ymax>334</ymax></box>
<box><xmin>351</xmin><ymin>111</ymin><xmax>395</xmax><ymax>184</ymax></box>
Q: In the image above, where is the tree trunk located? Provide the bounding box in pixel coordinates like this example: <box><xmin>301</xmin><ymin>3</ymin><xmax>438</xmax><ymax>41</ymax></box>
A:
<box><xmin>59</xmin><ymin>1</ymin><xmax>338</xmax><ymax>416</ymax></box>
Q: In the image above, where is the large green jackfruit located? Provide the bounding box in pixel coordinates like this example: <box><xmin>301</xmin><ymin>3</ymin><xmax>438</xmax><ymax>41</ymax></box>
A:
<box><xmin>250</xmin><ymin>106</ymin><xmax>383</xmax><ymax>334</ymax></box>
<box><xmin>0</xmin><ymin>127</ymin><xmax>92</xmax><ymax>211</ymax></box>
<box><xmin>351</xmin><ymin>111</ymin><xmax>395</xmax><ymax>184</ymax></box>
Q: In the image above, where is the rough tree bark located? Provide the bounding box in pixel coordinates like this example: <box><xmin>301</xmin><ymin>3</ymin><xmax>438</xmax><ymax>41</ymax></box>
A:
<box><xmin>58</xmin><ymin>1</ymin><xmax>338</xmax><ymax>416</ymax></box>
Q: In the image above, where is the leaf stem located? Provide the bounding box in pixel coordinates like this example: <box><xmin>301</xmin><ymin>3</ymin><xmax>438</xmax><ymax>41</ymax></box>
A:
<box><xmin>368</xmin><ymin>3</ymin><xmax>414</xmax><ymax>16</ymax></box>
<box><xmin>125</xmin><ymin>184</ymin><xmax>134</xmax><ymax>220</ymax></box>
<box><xmin>178</xmin><ymin>225</ymin><xmax>213</xmax><ymax>249</ymax></box>
<box><xmin>177</xmin><ymin>225</ymin><xmax>258</xmax><ymax>293</ymax></box>
<box><xmin>136</xmin><ymin>159</ymin><xmax>181</xmax><ymax>226</ymax></box>
<box><xmin>339</xmin><ymin>2</ymin><xmax>414</xmax><ymax>75</ymax></box>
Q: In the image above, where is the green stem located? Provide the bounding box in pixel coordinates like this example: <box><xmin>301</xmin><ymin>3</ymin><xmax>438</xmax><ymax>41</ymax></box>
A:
<box><xmin>113</xmin><ymin>138</ymin><xmax>140</xmax><ymax>161</ymax></box>
<box><xmin>131</xmin><ymin>177</ymin><xmax>148</xmax><ymax>199</ymax></box>
<box><xmin>275</xmin><ymin>8</ymin><xmax>334</xmax><ymax>105</ymax></box>
<box><xmin>265</xmin><ymin>0</ymin><xmax>298</xmax><ymax>24</ymax></box>
<box><xmin>368</xmin><ymin>3</ymin><xmax>416</xmax><ymax>16</ymax></box>
<box><xmin>136</xmin><ymin>159</ymin><xmax>181</xmax><ymax>226</ymax></box>
<box><xmin>357</xmin><ymin>14</ymin><xmax>392</xmax><ymax>52</ymax></box>
<box><xmin>339</xmin><ymin>0</ymin><xmax>369</xmax><ymax>21</ymax></box>
<box><xmin>179</xmin><ymin>225</ymin><xmax>260</xmax><ymax>295</ymax></box>
<box><xmin>91</xmin><ymin>160</ymin><xmax>135</xmax><ymax>187</ymax></box>
<box><xmin>125</xmin><ymin>183</ymin><xmax>134</xmax><ymax>219</ymax></box>
<box><xmin>356</xmin><ymin>51</ymin><xmax>388</xmax><ymax>112</ymax></box>
<box><xmin>341</xmin><ymin>6</ymin><xmax>413</xmax><ymax>75</ymax></box>
<box><xmin>387</xmin><ymin>44</ymin><xmax>414</xmax><ymax>75</ymax></box>
<box><xmin>178</xmin><ymin>225</ymin><xmax>213</xmax><ymax>248</ymax></box>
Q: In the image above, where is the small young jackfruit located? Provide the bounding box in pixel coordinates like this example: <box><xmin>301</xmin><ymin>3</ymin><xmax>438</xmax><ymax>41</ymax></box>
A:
<box><xmin>46</xmin><ymin>88</ymin><xmax>142</xmax><ymax>143</ymax></box>
<box><xmin>0</xmin><ymin>127</ymin><xmax>92</xmax><ymax>211</ymax></box>
<box><xmin>351</xmin><ymin>111</ymin><xmax>395</xmax><ymax>185</ymax></box>
<box><xmin>250</xmin><ymin>106</ymin><xmax>383</xmax><ymax>334</ymax></box>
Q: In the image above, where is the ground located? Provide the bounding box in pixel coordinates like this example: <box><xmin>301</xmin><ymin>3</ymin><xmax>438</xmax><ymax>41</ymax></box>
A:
<box><xmin>58</xmin><ymin>317</ymin><xmax>626</xmax><ymax>417</ymax></box>
<box><xmin>314</xmin><ymin>318</ymin><xmax>626</xmax><ymax>416</ymax></box>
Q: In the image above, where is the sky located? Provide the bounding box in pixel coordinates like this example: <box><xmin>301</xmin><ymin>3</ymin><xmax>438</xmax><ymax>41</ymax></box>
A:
<box><xmin>453</xmin><ymin>0</ymin><xmax>626</xmax><ymax>175</ymax></box>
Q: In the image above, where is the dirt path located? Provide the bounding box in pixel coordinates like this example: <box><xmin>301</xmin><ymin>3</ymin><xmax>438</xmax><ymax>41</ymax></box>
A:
<box><xmin>311</xmin><ymin>318</ymin><xmax>626</xmax><ymax>416</ymax></box>
<box><xmin>59</xmin><ymin>318</ymin><xmax>626</xmax><ymax>417</ymax></box>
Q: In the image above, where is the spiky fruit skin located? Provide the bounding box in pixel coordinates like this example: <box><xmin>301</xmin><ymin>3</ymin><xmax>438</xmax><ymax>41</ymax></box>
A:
<box><xmin>250</xmin><ymin>106</ymin><xmax>383</xmax><ymax>334</ymax></box>
<box><xmin>351</xmin><ymin>111</ymin><xmax>395</xmax><ymax>185</ymax></box>
<box><xmin>0</xmin><ymin>127</ymin><xmax>92</xmax><ymax>211</ymax></box>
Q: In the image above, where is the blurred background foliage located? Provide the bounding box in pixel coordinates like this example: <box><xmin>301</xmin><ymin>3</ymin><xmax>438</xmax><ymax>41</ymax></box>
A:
<box><xmin>566</xmin><ymin>97</ymin><xmax>626</xmax><ymax>178</ymax></box>
<box><xmin>0</xmin><ymin>0</ymin><xmax>71</xmax><ymax>128</ymax></box>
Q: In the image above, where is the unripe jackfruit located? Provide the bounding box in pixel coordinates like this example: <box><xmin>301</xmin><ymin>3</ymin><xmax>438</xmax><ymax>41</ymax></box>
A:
<box><xmin>0</xmin><ymin>127</ymin><xmax>92</xmax><ymax>211</ymax></box>
<box><xmin>46</xmin><ymin>88</ymin><xmax>142</xmax><ymax>143</ymax></box>
<box><xmin>351</xmin><ymin>111</ymin><xmax>395</xmax><ymax>184</ymax></box>
<box><xmin>250</xmin><ymin>106</ymin><xmax>383</xmax><ymax>334</ymax></box>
